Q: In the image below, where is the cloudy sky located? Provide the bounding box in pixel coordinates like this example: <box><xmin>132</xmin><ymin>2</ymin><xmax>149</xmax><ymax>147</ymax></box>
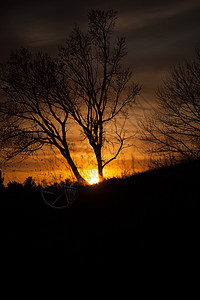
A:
<box><xmin>1</xmin><ymin>0</ymin><xmax>200</xmax><ymax>97</ymax></box>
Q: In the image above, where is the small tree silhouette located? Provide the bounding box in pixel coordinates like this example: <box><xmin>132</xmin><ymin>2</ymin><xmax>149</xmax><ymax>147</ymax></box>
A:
<box><xmin>140</xmin><ymin>49</ymin><xmax>200</xmax><ymax>161</ymax></box>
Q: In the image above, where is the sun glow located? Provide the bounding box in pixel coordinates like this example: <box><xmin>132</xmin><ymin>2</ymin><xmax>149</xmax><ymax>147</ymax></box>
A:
<box><xmin>85</xmin><ymin>169</ymin><xmax>99</xmax><ymax>185</ymax></box>
<box><xmin>88</xmin><ymin>175</ymin><xmax>99</xmax><ymax>185</ymax></box>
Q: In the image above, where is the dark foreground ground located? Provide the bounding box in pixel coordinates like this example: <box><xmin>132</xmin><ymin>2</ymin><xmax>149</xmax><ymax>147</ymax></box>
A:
<box><xmin>0</xmin><ymin>160</ymin><xmax>199</xmax><ymax>276</ymax></box>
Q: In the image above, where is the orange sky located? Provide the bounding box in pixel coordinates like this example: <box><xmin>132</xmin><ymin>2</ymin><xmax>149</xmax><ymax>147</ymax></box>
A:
<box><xmin>2</xmin><ymin>151</ymin><xmax>149</xmax><ymax>185</ymax></box>
<box><xmin>0</xmin><ymin>92</ymin><xmax>154</xmax><ymax>185</ymax></box>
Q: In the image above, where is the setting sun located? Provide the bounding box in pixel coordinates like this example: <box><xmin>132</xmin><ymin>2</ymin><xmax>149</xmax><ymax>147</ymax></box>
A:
<box><xmin>88</xmin><ymin>176</ymin><xmax>99</xmax><ymax>185</ymax></box>
<box><xmin>85</xmin><ymin>169</ymin><xmax>99</xmax><ymax>185</ymax></box>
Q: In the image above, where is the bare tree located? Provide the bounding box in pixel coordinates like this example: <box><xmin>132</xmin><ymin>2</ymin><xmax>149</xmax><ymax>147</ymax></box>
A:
<box><xmin>0</xmin><ymin>49</ymin><xmax>87</xmax><ymax>184</ymax></box>
<box><xmin>58</xmin><ymin>10</ymin><xmax>140</xmax><ymax>181</ymax></box>
<box><xmin>140</xmin><ymin>49</ymin><xmax>200</xmax><ymax>161</ymax></box>
<box><xmin>0</xmin><ymin>10</ymin><xmax>140</xmax><ymax>183</ymax></box>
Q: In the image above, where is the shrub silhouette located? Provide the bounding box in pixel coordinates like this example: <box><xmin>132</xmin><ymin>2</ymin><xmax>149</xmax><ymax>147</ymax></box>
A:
<box><xmin>7</xmin><ymin>181</ymin><xmax>23</xmax><ymax>192</ymax></box>
<box><xmin>23</xmin><ymin>176</ymin><xmax>36</xmax><ymax>191</ymax></box>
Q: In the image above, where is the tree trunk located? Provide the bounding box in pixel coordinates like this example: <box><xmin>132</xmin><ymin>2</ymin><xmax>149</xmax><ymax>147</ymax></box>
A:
<box><xmin>61</xmin><ymin>148</ymin><xmax>88</xmax><ymax>185</ymax></box>
<box><xmin>94</xmin><ymin>146</ymin><xmax>104</xmax><ymax>182</ymax></box>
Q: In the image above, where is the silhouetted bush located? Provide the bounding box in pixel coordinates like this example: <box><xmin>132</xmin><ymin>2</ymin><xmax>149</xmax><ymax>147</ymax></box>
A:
<box><xmin>23</xmin><ymin>176</ymin><xmax>36</xmax><ymax>191</ymax></box>
<box><xmin>7</xmin><ymin>181</ymin><xmax>23</xmax><ymax>193</ymax></box>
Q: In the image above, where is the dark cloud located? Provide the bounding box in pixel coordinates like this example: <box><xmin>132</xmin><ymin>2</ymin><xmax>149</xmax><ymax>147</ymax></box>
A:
<box><xmin>1</xmin><ymin>0</ymin><xmax>200</xmax><ymax>96</ymax></box>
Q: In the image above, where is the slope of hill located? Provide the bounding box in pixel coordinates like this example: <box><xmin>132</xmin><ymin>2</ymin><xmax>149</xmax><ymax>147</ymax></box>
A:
<box><xmin>0</xmin><ymin>160</ymin><xmax>199</xmax><ymax>272</ymax></box>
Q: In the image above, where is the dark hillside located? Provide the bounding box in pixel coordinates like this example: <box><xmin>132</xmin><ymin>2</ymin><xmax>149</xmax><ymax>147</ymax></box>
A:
<box><xmin>0</xmin><ymin>160</ymin><xmax>199</xmax><ymax>272</ymax></box>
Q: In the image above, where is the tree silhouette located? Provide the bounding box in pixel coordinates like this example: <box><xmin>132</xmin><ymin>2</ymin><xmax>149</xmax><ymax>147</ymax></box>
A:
<box><xmin>140</xmin><ymin>49</ymin><xmax>200</xmax><ymax>161</ymax></box>
<box><xmin>0</xmin><ymin>49</ymin><xmax>87</xmax><ymax>184</ymax></box>
<box><xmin>0</xmin><ymin>10</ymin><xmax>140</xmax><ymax>183</ymax></box>
<box><xmin>58</xmin><ymin>10</ymin><xmax>140</xmax><ymax>180</ymax></box>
